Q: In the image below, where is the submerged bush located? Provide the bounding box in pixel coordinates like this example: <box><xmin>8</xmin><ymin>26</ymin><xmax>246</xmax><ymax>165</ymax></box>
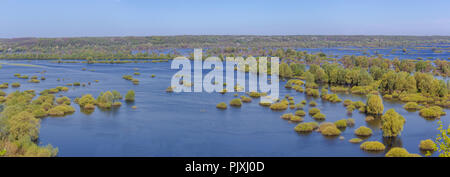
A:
<box><xmin>365</xmin><ymin>115</ymin><xmax>375</xmax><ymax>122</ymax></box>
<box><xmin>11</xmin><ymin>82</ymin><xmax>21</xmax><ymax>88</ymax></box>
<box><xmin>321</xmin><ymin>126</ymin><xmax>341</xmax><ymax>136</ymax></box>
<box><xmin>73</xmin><ymin>82</ymin><xmax>81</xmax><ymax>86</ymax></box>
<box><xmin>349</xmin><ymin>138</ymin><xmax>363</xmax><ymax>144</ymax></box>
<box><xmin>281</xmin><ymin>113</ymin><xmax>294</xmax><ymax>120</ymax></box>
<box><xmin>270</xmin><ymin>102</ymin><xmax>288</xmax><ymax>110</ymax></box>
<box><xmin>419</xmin><ymin>139</ymin><xmax>436</xmax><ymax>151</ymax></box>
<box><xmin>403</xmin><ymin>102</ymin><xmax>423</xmax><ymax>110</ymax></box>
<box><xmin>334</xmin><ymin>119</ymin><xmax>347</xmax><ymax>128</ymax></box>
<box><xmin>294</xmin><ymin>122</ymin><xmax>314</xmax><ymax>132</ymax></box>
<box><xmin>309</xmin><ymin>101</ymin><xmax>317</xmax><ymax>106</ymax></box>
<box><xmin>343</xmin><ymin>99</ymin><xmax>353</xmax><ymax>106</ymax></box>
<box><xmin>240</xmin><ymin>96</ymin><xmax>252</xmax><ymax>103</ymax></box>
<box><xmin>56</xmin><ymin>96</ymin><xmax>71</xmax><ymax>105</ymax></box>
<box><xmin>355</xmin><ymin>126</ymin><xmax>373</xmax><ymax>137</ymax></box>
<box><xmin>229</xmin><ymin>98</ymin><xmax>242</xmax><ymax>107</ymax></box>
<box><xmin>360</xmin><ymin>141</ymin><xmax>385</xmax><ymax>151</ymax></box>
<box><xmin>125</xmin><ymin>90</ymin><xmax>135</xmax><ymax>102</ymax></box>
<box><xmin>318</xmin><ymin>122</ymin><xmax>336</xmax><ymax>132</ymax></box>
<box><xmin>381</xmin><ymin>109</ymin><xmax>405</xmax><ymax>137</ymax></box>
<box><xmin>259</xmin><ymin>101</ymin><xmax>271</xmax><ymax>107</ymax></box>
<box><xmin>366</xmin><ymin>94</ymin><xmax>384</xmax><ymax>115</ymax></box>
<box><xmin>78</xmin><ymin>94</ymin><xmax>96</xmax><ymax>108</ymax></box>
<box><xmin>312</xmin><ymin>113</ymin><xmax>326</xmax><ymax>120</ymax></box>
<box><xmin>249</xmin><ymin>92</ymin><xmax>261</xmax><ymax>98</ymax></box>
<box><xmin>385</xmin><ymin>148</ymin><xmax>420</xmax><ymax>157</ymax></box>
<box><xmin>166</xmin><ymin>86</ymin><xmax>174</xmax><ymax>93</ymax></box>
<box><xmin>309</xmin><ymin>108</ymin><xmax>320</xmax><ymax>115</ymax></box>
<box><xmin>295</xmin><ymin>110</ymin><xmax>306</xmax><ymax>116</ymax></box>
<box><xmin>216</xmin><ymin>102</ymin><xmax>227</xmax><ymax>109</ymax></box>
<box><xmin>419</xmin><ymin>106</ymin><xmax>446</xmax><ymax>118</ymax></box>
<box><xmin>290</xmin><ymin>115</ymin><xmax>303</xmax><ymax>122</ymax></box>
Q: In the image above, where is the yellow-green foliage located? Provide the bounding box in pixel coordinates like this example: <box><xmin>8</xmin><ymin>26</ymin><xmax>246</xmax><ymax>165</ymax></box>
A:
<box><xmin>11</xmin><ymin>82</ymin><xmax>20</xmax><ymax>88</ymax></box>
<box><xmin>322</xmin><ymin>94</ymin><xmax>342</xmax><ymax>102</ymax></box>
<box><xmin>294</xmin><ymin>122</ymin><xmax>315</xmax><ymax>132</ymax></box>
<box><xmin>78</xmin><ymin>94</ymin><xmax>96</xmax><ymax>108</ymax></box>
<box><xmin>270</xmin><ymin>102</ymin><xmax>288</xmax><ymax>110</ymax></box>
<box><xmin>125</xmin><ymin>90</ymin><xmax>135</xmax><ymax>102</ymax></box>
<box><xmin>133</xmin><ymin>72</ymin><xmax>140</xmax><ymax>75</ymax></box>
<box><xmin>56</xmin><ymin>96</ymin><xmax>71</xmax><ymax>105</ymax></box>
<box><xmin>398</xmin><ymin>93</ymin><xmax>432</xmax><ymax>103</ymax></box>
<box><xmin>281</xmin><ymin>113</ymin><xmax>294</xmax><ymax>120</ymax></box>
<box><xmin>365</xmin><ymin>115</ymin><xmax>375</xmax><ymax>122</ymax></box>
<box><xmin>295</xmin><ymin>110</ymin><xmax>306</xmax><ymax>116</ymax></box>
<box><xmin>385</xmin><ymin>147</ymin><xmax>420</xmax><ymax>157</ymax></box>
<box><xmin>166</xmin><ymin>86</ymin><xmax>174</xmax><ymax>93</ymax></box>
<box><xmin>366</xmin><ymin>94</ymin><xmax>384</xmax><ymax>115</ymax></box>
<box><xmin>290</xmin><ymin>115</ymin><xmax>303</xmax><ymax>122</ymax></box>
<box><xmin>216</xmin><ymin>102</ymin><xmax>227</xmax><ymax>109</ymax></box>
<box><xmin>403</xmin><ymin>102</ymin><xmax>423</xmax><ymax>110</ymax></box>
<box><xmin>249</xmin><ymin>92</ymin><xmax>261</xmax><ymax>98</ymax></box>
<box><xmin>321</xmin><ymin>126</ymin><xmax>341</xmax><ymax>136</ymax></box>
<box><xmin>343</xmin><ymin>99</ymin><xmax>353</xmax><ymax>106</ymax></box>
<box><xmin>6</xmin><ymin>111</ymin><xmax>40</xmax><ymax>141</ymax></box>
<box><xmin>309</xmin><ymin>101</ymin><xmax>317</xmax><ymax>106</ymax></box>
<box><xmin>352</xmin><ymin>101</ymin><xmax>365</xmax><ymax>108</ymax></box>
<box><xmin>240</xmin><ymin>96</ymin><xmax>252</xmax><ymax>103</ymax></box>
<box><xmin>306</xmin><ymin>88</ymin><xmax>320</xmax><ymax>97</ymax></box>
<box><xmin>435</xmin><ymin>121</ymin><xmax>450</xmax><ymax>157</ymax></box>
<box><xmin>334</xmin><ymin>119</ymin><xmax>347</xmax><ymax>128</ymax></box>
<box><xmin>312</xmin><ymin>113</ymin><xmax>326</xmax><ymax>120</ymax></box>
<box><xmin>48</xmin><ymin>105</ymin><xmax>75</xmax><ymax>116</ymax></box>
<box><xmin>287</xmin><ymin>79</ymin><xmax>304</xmax><ymax>86</ymax></box>
<box><xmin>259</xmin><ymin>101</ymin><xmax>271</xmax><ymax>107</ymax></box>
<box><xmin>97</xmin><ymin>91</ymin><xmax>114</xmax><ymax>108</ymax></box>
<box><xmin>318</xmin><ymin>122</ymin><xmax>336</xmax><ymax>132</ymax></box>
<box><xmin>230</xmin><ymin>98</ymin><xmax>242</xmax><ymax>107</ymax></box>
<box><xmin>419</xmin><ymin>106</ymin><xmax>446</xmax><ymax>118</ymax></box>
<box><xmin>355</xmin><ymin>126</ymin><xmax>373</xmax><ymax>136</ymax></box>
<box><xmin>381</xmin><ymin>109</ymin><xmax>405</xmax><ymax>137</ymax></box>
<box><xmin>419</xmin><ymin>139</ymin><xmax>436</xmax><ymax>151</ymax></box>
<box><xmin>349</xmin><ymin>138</ymin><xmax>363</xmax><ymax>144</ymax></box>
<box><xmin>309</xmin><ymin>108</ymin><xmax>320</xmax><ymax>115</ymax></box>
<box><xmin>112</xmin><ymin>102</ymin><xmax>122</xmax><ymax>107</ymax></box>
<box><xmin>360</xmin><ymin>141</ymin><xmax>386</xmax><ymax>151</ymax></box>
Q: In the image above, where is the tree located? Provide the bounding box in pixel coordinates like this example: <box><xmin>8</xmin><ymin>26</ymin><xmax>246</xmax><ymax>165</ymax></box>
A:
<box><xmin>125</xmin><ymin>90</ymin><xmax>135</xmax><ymax>102</ymax></box>
<box><xmin>7</xmin><ymin>111</ymin><xmax>40</xmax><ymax>141</ymax></box>
<box><xmin>434</xmin><ymin>121</ymin><xmax>450</xmax><ymax>157</ymax></box>
<box><xmin>381</xmin><ymin>109</ymin><xmax>405</xmax><ymax>137</ymax></box>
<box><xmin>366</xmin><ymin>94</ymin><xmax>384</xmax><ymax>115</ymax></box>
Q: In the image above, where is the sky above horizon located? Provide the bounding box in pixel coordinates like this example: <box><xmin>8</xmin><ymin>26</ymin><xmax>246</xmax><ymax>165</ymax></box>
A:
<box><xmin>1</xmin><ymin>0</ymin><xmax>450</xmax><ymax>38</ymax></box>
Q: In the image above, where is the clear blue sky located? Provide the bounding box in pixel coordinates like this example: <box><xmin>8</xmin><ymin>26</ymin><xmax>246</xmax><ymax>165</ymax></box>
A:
<box><xmin>1</xmin><ymin>0</ymin><xmax>450</xmax><ymax>38</ymax></box>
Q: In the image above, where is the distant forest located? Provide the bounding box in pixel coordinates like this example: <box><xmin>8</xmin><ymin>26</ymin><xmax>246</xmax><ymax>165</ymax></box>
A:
<box><xmin>0</xmin><ymin>35</ymin><xmax>449</xmax><ymax>59</ymax></box>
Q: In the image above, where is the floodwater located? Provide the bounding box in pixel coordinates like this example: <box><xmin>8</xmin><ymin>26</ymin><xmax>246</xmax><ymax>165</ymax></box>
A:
<box><xmin>0</xmin><ymin>57</ymin><xmax>448</xmax><ymax>157</ymax></box>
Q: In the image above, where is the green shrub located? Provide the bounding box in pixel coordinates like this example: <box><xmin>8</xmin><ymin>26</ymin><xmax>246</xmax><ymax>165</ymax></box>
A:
<box><xmin>352</xmin><ymin>101</ymin><xmax>365</xmax><ymax>108</ymax></box>
<box><xmin>343</xmin><ymin>99</ymin><xmax>353</xmax><ymax>106</ymax></box>
<box><xmin>360</xmin><ymin>141</ymin><xmax>385</xmax><ymax>151</ymax></box>
<box><xmin>230</xmin><ymin>98</ymin><xmax>242</xmax><ymax>107</ymax></box>
<box><xmin>313</xmin><ymin>113</ymin><xmax>326</xmax><ymax>120</ymax></box>
<box><xmin>281</xmin><ymin>113</ymin><xmax>294</xmax><ymax>120</ymax></box>
<box><xmin>321</xmin><ymin>126</ymin><xmax>341</xmax><ymax>136</ymax></box>
<box><xmin>249</xmin><ymin>92</ymin><xmax>261</xmax><ymax>98</ymax></box>
<box><xmin>270</xmin><ymin>102</ymin><xmax>288</xmax><ymax>110</ymax></box>
<box><xmin>334</xmin><ymin>119</ymin><xmax>347</xmax><ymax>128</ymax></box>
<box><xmin>240</xmin><ymin>96</ymin><xmax>252</xmax><ymax>103</ymax></box>
<box><xmin>419</xmin><ymin>139</ymin><xmax>436</xmax><ymax>151</ymax></box>
<box><xmin>309</xmin><ymin>108</ymin><xmax>320</xmax><ymax>115</ymax></box>
<box><xmin>112</xmin><ymin>102</ymin><xmax>122</xmax><ymax>107</ymax></box>
<box><xmin>318</xmin><ymin>122</ymin><xmax>336</xmax><ymax>132</ymax></box>
<box><xmin>295</xmin><ymin>110</ymin><xmax>306</xmax><ymax>116</ymax></box>
<box><xmin>11</xmin><ymin>83</ymin><xmax>20</xmax><ymax>88</ymax></box>
<box><xmin>403</xmin><ymin>102</ymin><xmax>423</xmax><ymax>110</ymax></box>
<box><xmin>259</xmin><ymin>101</ymin><xmax>271</xmax><ymax>107</ymax></box>
<box><xmin>56</xmin><ymin>96</ymin><xmax>71</xmax><ymax>105</ymax></box>
<box><xmin>32</xmin><ymin>108</ymin><xmax>47</xmax><ymax>118</ymax></box>
<box><xmin>419</xmin><ymin>106</ymin><xmax>446</xmax><ymax>118</ymax></box>
<box><xmin>125</xmin><ymin>90</ymin><xmax>135</xmax><ymax>102</ymax></box>
<box><xmin>294</xmin><ymin>122</ymin><xmax>314</xmax><ymax>132</ymax></box>
<box><xmin>151</xmin><ymin>74</ymin><xmax>156</xmax><ymax>78</ymax></box>
<box><xmin>73</xmin><ymin>82</ymin><xmax>81</xmax><ymax>86</ymax></box>
<box><xmin>0</xmin><ymin>90</ymin><xmax>5</xmax><ymax>96</ymax></box>
<box><xmin>84</xmin><ymin>104</ymin><xmax>95</xmax><ymax>110</ymax></box>
<box><xmin>216</xmin><ymin>102</ymin><xmax>227</xmax><ymax>109</ymax></box>
<box><xmin>349</xmin><ymin>138</ymin><xmax>363</xmax><ymax>144</ymax></box>
<box><xmin>355</xmin><ymin>126</ymin><xmax>373</xmax><ymax>136</ymax></box>
<box><xmin>365</xmin><ymin>115</ymin><xmax>375</xmax><ymax>122</ymax></box>
<box><xmin>385</xmin><ymin>148</ymin><xmax>420</xmax><ymax>157</ymax></box>
<box><xmin>28</xmin><ymin>79</ymin><xmax>40</xmax><ymax>83</ymax></box>
<box><xmin>366</xmin><ymin>94</ymin><xmax>384</xmax><ymax>115</ymax></box>
<box><xmin>78</xmin><ymin>94</ymin><xmax>96</xmax><ymax>107</ymax></box>
<box><xmin>381</xmin><ymin>109</ymin><xmax>405</xmax><ymax>137</ymax></box>
<box><xmin>309</xmin><ymin>101</ymin><xmax>317</xmax><ymax>106</ymax></box>
<box><xmin>133</xmin><ymin>72</ymin><xmax>140</xmax><ymax>75</ymax></box>
<box><xmin>290</xmin><ymin>115</ymin><xmax>303</xmax><ymax>122</ymax></box>
<box><xmin>166</xmin><ymin>86</ymin><xmax>174</xmax><ymax>93</ymax></box>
